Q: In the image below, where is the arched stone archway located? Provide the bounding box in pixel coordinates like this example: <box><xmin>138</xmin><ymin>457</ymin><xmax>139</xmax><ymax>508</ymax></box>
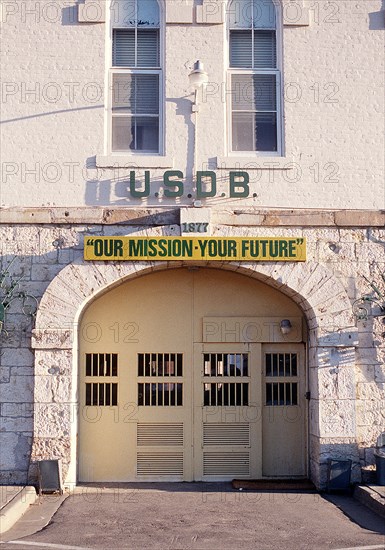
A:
<box><xmin>30</xmin><ymin>260</ymin><xmax>358</xmax><ymax>488</ymax></box>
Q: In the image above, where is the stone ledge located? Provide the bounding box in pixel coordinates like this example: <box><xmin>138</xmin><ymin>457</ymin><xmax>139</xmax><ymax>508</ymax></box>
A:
<box><xmin>0</xmin><ymin>207</ymin><xmax>179</xmax><ymax>226</ymax></box>
<box><xmin>1</xmin><ymin>208</ymin><xmax>384</xmax><ymax>227</ymax></box>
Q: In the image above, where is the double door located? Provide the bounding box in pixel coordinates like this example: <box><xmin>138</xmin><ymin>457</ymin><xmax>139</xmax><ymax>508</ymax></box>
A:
<box><xmin>79</xmin><ymin>342</ymin><xmax>306</xmax><ymax>481</ymax></box>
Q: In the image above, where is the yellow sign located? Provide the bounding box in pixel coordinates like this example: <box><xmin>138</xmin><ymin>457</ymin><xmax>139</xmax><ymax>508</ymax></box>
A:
<box><xmin>84</xmin><ymin>237</ymin><xmax>306</xmax><ymax>261</ymax></box>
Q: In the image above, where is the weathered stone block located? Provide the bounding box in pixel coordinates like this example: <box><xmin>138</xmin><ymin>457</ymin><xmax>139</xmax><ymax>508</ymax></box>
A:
<box><xmin>32</xmin><ymin>329</ymin><xmax>73</xmax><ymax>350</ymax></box>
<box><xmin>34</xmin><ymin>350</ymin><xmax>73</xmax><ymax>377</ymax></box>
<box><xmin>34</xmin><ymin>403</ymin><xmax>72</xmax><ymax>438</ymax></box>
<box><xmin>0</xmin><ymin>415</ymin><xmax>33</xmax><ymax>433</ymax></box>
<box><xmin>319</xmin><ymin>400</ymin><xmax>356</xmax><ymax>438</ymax></box>
<box><xmin>311</xmin><ymin>366</ymin><xmax>356</xmax><ymax>400</ymax></box>
<box><xmin>0</xmin><ymin>376</ymin><xmax>34</xmax><ymax>403</ymax></box>
<box><xmin>356</xmin><ymin>382</ymin><xmax>385</xmax><ymax>400</ymax></box>
<box><xmin>0</xmin><ymin>433</ymin><xmax>32</xmax><ymax>470</ymax></box>
<box><xmin>1</xmin><ymin>348</ymin><xmax>34</xmax><ymax>367</ymax></box>
<box><xmin>0</xmin><ymin>367</ymin><xmax>11</xmax><ymax>383</ymax></box>
<box><xmin>34</xmin><ymin>375</ymin><xmax>72</xmax><ymax>404</ymax></box>
<box><xmin>0</xmin><ymin>402</ymin><xmax>34</xmax><ymax>418</ymax></box>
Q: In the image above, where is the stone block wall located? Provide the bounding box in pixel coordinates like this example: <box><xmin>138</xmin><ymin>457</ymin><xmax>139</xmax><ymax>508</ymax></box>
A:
<box><xmin>0</xmin><ymin>210</ymin><xmax>384</xmax><ymax>487</ymax></box>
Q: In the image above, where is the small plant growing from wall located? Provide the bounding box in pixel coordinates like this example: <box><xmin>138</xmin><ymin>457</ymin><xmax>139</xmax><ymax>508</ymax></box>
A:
<box><xmin>0</xmin><ymin>257</ymin><xmax>38</xmax><ymax>335</ymax></box>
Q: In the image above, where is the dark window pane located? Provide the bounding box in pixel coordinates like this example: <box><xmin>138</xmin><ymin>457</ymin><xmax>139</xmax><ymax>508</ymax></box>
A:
<box><xmin>272</xmin><ymin>354</ymin><xmax>278</xmax><ymax>376</ymax></box>
<box><xmin>138</xmin><ymin>383</ymin><xmax>143</xmax><ymax>406</ymax></box>
<box><xmin>86</xmin><ymin>354</ymin><xmax>91</xmax><ymax>377</ymax></box>
<box><xmin>266</xmin><ymin>382</ymin><xmax>272</xmax><ymax>405</ymax></box>
<box><xmin>138</xmin><ymin>354</ymin><xmax>144</xmax><ymax>376</ymax></box>
<box><xmin>86</xmin><ymin>383</ymin><xmax>91</xmax><ymax>406</ymax></box>
<box><xmin>92</xmin><ymin>354</ymin><xmax>98</xmax><ymax>376</ymax></box>
<box><xmin>145</xmin><ymin>354</ymin><xmax>151</xmax><ymax>376</ymax></box>
<box><xmin>243</xmin><ymin>383</ymin><xmax>249</xmax><ymax>405</ymax></box>
<box><xmin>177</xmin><ymin>383</ymin><xmax>183</xmax><ymax>406</ymax></box>
<box><xmin>112</xmin><ymin>383</ymin><xmax>118</xmax><ymax>406</ymax></box>
<box><xmin>92</xmin><ymin>383</ymin><xmax>98</xmax><ymax>406</ymax></box>
<box><xmin>105</xmin><ymin>383</ymin><xmax>111</xmax><ymax>406</ymax></box>
<box><xmin>112</xmin><ymin>354</ymin><xmax>118</xmax><ymax>376</ymax></box>
<box><xmin>106</xmin><ymin>354</ymin><xmax>111</xmax><ymax>376</ymax></box>
<box><xmin>272</xmin><ymin>382</ymin><xmax>278</xmax><ymax>405</ymax></box>
<box><xmin>284</xmin><ymin>354</ymin><xmax>291</xmax><ymax>376</ymax></box>
<box><xmin>266</xmin><ymin>354</ymin><xmax>272</xmax><ymax>376</ymax></box>
<box><xmin>255</xmin><ymin>112</ymin><xmax>277</xmax><ymax>151</ymax></box>
<box><xmin>177</xmin><ymin>354</ymin><xmax>183</xmax><ymax>376</ymax></box>
<box><xmin>242</xmin><ymin>354</ymin><xmax>248</xmax><ymax>376</ymax></box>
<box><xmin>291</xmin><ymin>354</ymin><xmax>298</xmax><ymax>376</ymax></box>
<box><xmin>99</xmin><ymin>354</ymin><xmax>104</xmax><ymax>376</ymax></box>
<box><xmin>278</xmin><ymin>354</ymin><xmax>284</xmax><ymax>376</ymax></box>
<box><xmin>99</xmin><ymin>383</ymin><xmax>104</xmax><ymax>406</ymax></box>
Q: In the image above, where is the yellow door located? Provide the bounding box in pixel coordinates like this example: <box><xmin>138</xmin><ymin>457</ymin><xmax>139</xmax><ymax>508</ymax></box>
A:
<box><xmin>193</xmin><ymin>343</ymin><xmax>262</xmax><ymax>480</ymax></box>
<box><xmin>262</xmin><ymin>343</ymin><xmax>307</xmax><ymax>476</ymax></box>
<box><xmin>78</xmin><ymin>348</ymin><xmax>193</xmax><ymax>481</ymax></box>
<box><xmin>78</xmin><ymin>269</ymin><xmax>307</xmax><ymax>482</ymax></box>
<box><xmin>78</xmin><ymin>270</ymin><xmax>194</xmax><ymax>482</ymax></box>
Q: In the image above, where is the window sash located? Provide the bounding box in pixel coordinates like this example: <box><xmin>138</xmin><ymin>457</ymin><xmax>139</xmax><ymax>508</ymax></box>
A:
<box><xmin>228</xmin><ymin>0</ymin><xmax>276</xmax><ymax>29</ymax></box>
<box><xmin>230</xmin><ymin>30</ymin><xmax>276</xmax><ymax>69</ymax></box>
<box><xmin>111</xmin><ymin>0</ymin><xmax>160</xmax><ymax>28</ymax></box>
<box><xmin>111</xmin><ymin>70</ymin><xmax>161</xmax><ymax>153</ymax></box>
<box><xmin>229</xmin><ymin>70</ymin><xmax>280</xmax><ymax>153</ymax></box>
<box><xmin>112</xmin><ymin>73</ymin><xmax>159</xmax><ymax>114</ymax></box>
<box><xmin>111</xmin><ymin>114</ymin><xmax>160</xmax><ymax>153</ymax></box>
<box><xmin>113</xmin><ymin>28</ymin><xmax>160</xmax><ymax>68</ymax></box>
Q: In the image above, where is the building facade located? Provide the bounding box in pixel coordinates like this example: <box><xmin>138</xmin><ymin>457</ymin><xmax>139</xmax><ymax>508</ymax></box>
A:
<box><xmin>0</xmin><ymin>0</ymin><xmax>384</xmax><ymax>489</ymax></box>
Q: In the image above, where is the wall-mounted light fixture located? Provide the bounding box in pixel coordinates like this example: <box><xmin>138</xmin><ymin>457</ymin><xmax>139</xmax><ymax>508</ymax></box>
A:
<box><xmin>280</xmin><ymin>319</ymin><xmax>292</xmax><ymax>335</ymax></box>
<box><xmin>188</xmin><ymin>60</ymin><xmax>208</xmax><ymax>112</ymax></box>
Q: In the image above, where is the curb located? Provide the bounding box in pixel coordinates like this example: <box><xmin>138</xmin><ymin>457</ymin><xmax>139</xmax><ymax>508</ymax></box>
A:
<box><xmin>354</xmin><ymin>485</ymin><xmax>385</xmax><ymax>519</ymax></box>
<box><xmin>0</xmin><ymin>486</ymin><xmax>38</xmax><ymax>535</ymax></box>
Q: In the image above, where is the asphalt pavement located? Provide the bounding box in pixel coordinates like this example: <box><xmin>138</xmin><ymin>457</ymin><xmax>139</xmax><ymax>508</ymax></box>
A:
<box><xmin>1</xmin><ymin>483</ymin><xmax>385</xmax><ymax>550</ymax></box>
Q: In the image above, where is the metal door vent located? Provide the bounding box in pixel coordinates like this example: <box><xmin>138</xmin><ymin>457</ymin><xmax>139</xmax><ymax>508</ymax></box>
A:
<box><xmin>137</xmin><ymin>423</ymin><xmax>184</xmax><ymax>446</ymax></box>
<box><xmin>203</xmin><ymin>423</ymin><xmax>250</xmax><ymax>446</ymax></box>
<box><xmin>137</xmin><ymin>452</ymin><xmax>183</xmax><ymax>475</ymax></box>
<box><xmin>203</xmin><ymin>452</ymin><xmax>250</xmax><ymax>476</ymax></box>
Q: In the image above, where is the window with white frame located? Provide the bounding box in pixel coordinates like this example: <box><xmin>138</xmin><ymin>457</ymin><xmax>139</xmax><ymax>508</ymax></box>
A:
<box><xmin>228</xmin><ymin>0</ymin><xmax>281</xmax><ymax>153</ymax></box>
<box><xmin>110</xmin><ymin>0</ymin><xmax>161</xmax><ymax>153</ymax></box>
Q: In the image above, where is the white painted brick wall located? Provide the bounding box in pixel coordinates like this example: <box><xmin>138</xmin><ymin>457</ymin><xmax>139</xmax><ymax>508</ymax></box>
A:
<box><xmin>0</xmin><ymin>1</ymin><xmax>384</xmax><ymax>208</ymax></box>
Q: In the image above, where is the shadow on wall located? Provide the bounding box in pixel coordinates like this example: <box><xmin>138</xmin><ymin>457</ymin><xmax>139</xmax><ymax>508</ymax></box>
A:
<box><xmin>84</xmin><ymin>97</ymin><xmax>196</xmax><ymax>207</ymax></box>
<box><xmin>61</xmin><ymin>2</ymin><xmax>81</xmax><ymax>26</ymax></box>
<box><xmin>368</xmin><ymin>0</ymin><xmax>385</xmax><ymax>30</ymax></box>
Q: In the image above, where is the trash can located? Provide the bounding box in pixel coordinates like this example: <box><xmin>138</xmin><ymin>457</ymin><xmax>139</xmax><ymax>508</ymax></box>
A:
<box><xmin>326</xmin><ymin>458</ymin><xmax>352</xmax><ymax>492</ymax></box>
<box><xmin>37</xmin><ymin>459</ymin><xmax>63</xmax><ymax>494</ymax></box>
<box><xmin>374</xmin><ymin>432</ymin><xmax>385</xmax><ymax>486</ymax></box>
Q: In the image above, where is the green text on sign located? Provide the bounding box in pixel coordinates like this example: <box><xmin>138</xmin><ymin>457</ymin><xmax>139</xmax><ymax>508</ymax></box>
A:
<box><xmin>84</xmin><ymin>237</ymin><xmax>306</xmax><ymax>261</ymax></box>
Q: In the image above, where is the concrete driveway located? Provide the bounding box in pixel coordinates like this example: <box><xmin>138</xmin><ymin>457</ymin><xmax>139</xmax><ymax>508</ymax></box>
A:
<box><xmin>1</xmin><ymin>483</ymin><xmax>385</xmax><ymax>550</ymax></box>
